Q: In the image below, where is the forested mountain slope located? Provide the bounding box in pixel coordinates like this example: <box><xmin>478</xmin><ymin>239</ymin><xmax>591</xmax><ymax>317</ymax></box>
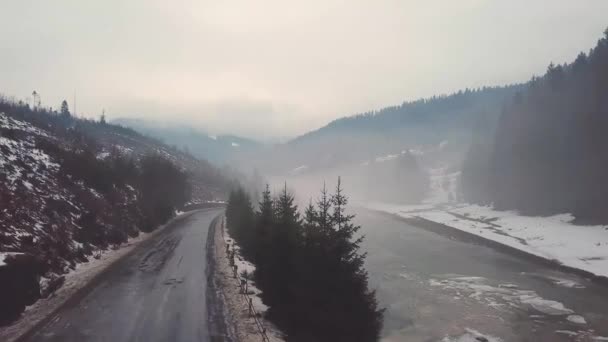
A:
<box><xmin>0</xmin><ymin>98</ymin><xmax>230</xmax><ymax>323</ymax></box>
<box><xmin>112</xmin><ymin>118</ymin><xmax>261</xmax><ymax>165</ymax></box>
<box><xmin>247</xmin><ymin>85</ymin><xmax>521</xmax><ymax>206</ymax></box>
<box><xmin>462</xmin><ymin>29</ymin><xmax>608</xmax><ymax>222</ymax></box>
<box><xmin>271</xmin><ymin>85</ymin><xmax>522</xmax><ymax>173</ymax></box>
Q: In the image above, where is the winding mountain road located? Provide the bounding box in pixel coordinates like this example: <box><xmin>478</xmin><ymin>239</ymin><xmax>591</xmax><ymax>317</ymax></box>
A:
<box><xmin>26</xmin><ymin>209</ymin><xmax>225</xmax><ymax>342</ymax></box>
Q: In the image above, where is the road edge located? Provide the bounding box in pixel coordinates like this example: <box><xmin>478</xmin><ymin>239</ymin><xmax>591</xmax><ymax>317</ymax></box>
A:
<box><xmin>206</xmin><ymin>213</ymin><xmax>237</xmax><ymax>341</ymax></box>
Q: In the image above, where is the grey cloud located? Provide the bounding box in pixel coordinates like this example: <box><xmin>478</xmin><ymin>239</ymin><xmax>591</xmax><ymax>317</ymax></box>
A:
<box><xmin>1</xmin><ymin>0</ymin><xmax>607</xmax><ymax>139</ymax></box>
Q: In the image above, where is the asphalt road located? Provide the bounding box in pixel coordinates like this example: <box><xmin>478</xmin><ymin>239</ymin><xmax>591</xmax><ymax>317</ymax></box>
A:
<box><xmin>27</xmin><ymin>209</ymin><xmax>224</xmax><ymax>342</ymax></box>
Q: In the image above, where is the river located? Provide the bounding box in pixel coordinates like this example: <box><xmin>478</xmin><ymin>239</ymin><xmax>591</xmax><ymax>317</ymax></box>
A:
<box><xmin>356</xmin><ymin>208</ymin><xmax>608</xmax><ymax>342</ymax></box>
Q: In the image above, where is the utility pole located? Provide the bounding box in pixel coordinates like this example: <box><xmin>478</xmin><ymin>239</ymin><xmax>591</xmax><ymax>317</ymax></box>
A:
<box><xmin>73</xmin><ymin>90</ymin><xmax>77</xmax><ymax>117</ymax></box>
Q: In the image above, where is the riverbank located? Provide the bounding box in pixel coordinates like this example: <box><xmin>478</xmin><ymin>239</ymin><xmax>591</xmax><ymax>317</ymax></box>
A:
<box><xmin>365</xmin><ymin>202</ymin><xmax>608</xmax><ymax>283</ymax></box>
<box><xmin>354</xmin><ymin>207</ymin><xmax>608</xmax><ymax>342</ymax></box>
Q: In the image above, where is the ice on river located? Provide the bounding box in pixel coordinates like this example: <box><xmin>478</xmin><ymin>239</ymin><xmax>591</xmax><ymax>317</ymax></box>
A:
<box><xmin>428</xmin><ymin>274</ymin><xmax>578</xmax><ymax>317</ymax></box>
<box><xmin>441</xmin><ymin>328</ymin><xmax>502</xmax><ymax>342</ymax></box>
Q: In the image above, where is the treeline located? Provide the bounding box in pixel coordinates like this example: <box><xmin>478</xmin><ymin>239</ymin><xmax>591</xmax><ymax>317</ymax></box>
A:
<box><xmin>226</xmin><ymin>180</ymin><xmax>383</xmax><ymax>342</ymax></box>
<box><xmin>462</xmin><ymin>28</ymin><xmax>608</xmax><ymax>222</ymax></box>
<box><xmin>1</xmin><ymin>96</ymin><xmax>192</xmax><ymax>239</ymax></box>
<box><xmin>263</xmin><ymin>84</ymin><xmax>523</xmax><ymax>174</ymax></box>
<box><xmin>0</xmin><ymin>94</ymin><xmax>231</xmax><ymax>198</ymax></box>
<box><xmin>301</xmin><ymin>85</ymin><xmax>521</xmax><ymax>136</ymax></box>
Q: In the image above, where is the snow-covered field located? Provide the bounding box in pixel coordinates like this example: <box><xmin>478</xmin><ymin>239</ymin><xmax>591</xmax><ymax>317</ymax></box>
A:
<box><xmin>366</xmin><ymin>165</ymin><xmax>608</xmax><ymax>280</ymax></box>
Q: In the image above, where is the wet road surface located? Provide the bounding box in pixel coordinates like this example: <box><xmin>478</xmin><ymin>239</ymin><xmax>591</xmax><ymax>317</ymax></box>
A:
<box><xmin>356</xmin><ymin>208</ymin><xmax>608</xmax><ymax>342</ymax></box>
<box><xmin>28</xmin><ymin>209</ymin><xmax>223</xmax><ymax>342</ymax></box>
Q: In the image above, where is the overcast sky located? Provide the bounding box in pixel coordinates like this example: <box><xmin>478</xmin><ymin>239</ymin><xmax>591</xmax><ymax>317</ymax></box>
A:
<box><xmin>1</xmin><ymin>1</ymin><xmax>607</xmax><ymax>140</ymax></box>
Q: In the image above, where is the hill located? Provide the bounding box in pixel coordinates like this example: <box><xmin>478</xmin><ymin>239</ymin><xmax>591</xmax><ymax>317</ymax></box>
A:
<box><xmin>462</xmin><ymin>29</ymin><xmax>608</xmax><ymax>222</ymax></box>
<box><xmin>112</xmin><ymin>117</ymin><xmax>262</xmax><ymax>165</ymax></box>
<box><xmin>0</xmin><ymin>97</ymin><xmax>231</xmax><ymax>323</ymax></box>
<box><xmin>243</xmin><ymin>85</ymin><xmax>522</xmax><ymax>206</ymax></box>
<box><xmin>250</xmin><ymin>85</ymin><xmax>522</xmax><ymax>179</ymax></box>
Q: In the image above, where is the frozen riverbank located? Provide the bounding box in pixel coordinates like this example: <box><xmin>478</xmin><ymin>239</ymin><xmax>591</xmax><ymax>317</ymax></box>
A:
<box><xmin>366</xmin><ymin>202</ymin><xmax>608</xmax><ymax>281</ymax></box>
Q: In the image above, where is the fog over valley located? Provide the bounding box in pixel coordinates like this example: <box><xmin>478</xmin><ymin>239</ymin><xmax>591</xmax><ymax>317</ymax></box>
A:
<box><xmin>2</xmin><ymin>2</ymin><xmax>608</xmax><ymax>342</ymax></box>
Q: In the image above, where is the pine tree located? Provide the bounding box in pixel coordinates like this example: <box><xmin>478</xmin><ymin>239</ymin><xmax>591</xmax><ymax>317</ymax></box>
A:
<box><xmin>227</xmin><ymin>181</ymin><xmax>384</xmax><ymax>341</ymax></box>
<box><xmin>264</xmin><ymin>184</ymin><xmax>301</xmax><ymax>325</ymax></box>
<box><xmin>225</xmin><ymin>187</ymin><xmax>254</xmax><ymax>246</ymax></box>
<box><xmin>316</xmin><ymin>181</ymin><xmax>333</xmax><ymax>235</ymax></box>
<box><xmin>302</xmin><ymin>198</ymin><xmax>318</xmax><ymax>244</ymax></box>
<box><xmin>60</xmin><ymin>100</ymin><xmax>70</xmax><ymax>118</ymax></box>
<box><xmin>258</xmin><ymin>184</ymin><xmax>274</xmax><ymax>223</ymax></box>
<box><xmin>253</xmin><ymin>184</ymin><xmax>274</xmax><ymax>263</ymax></box>
<box><xmin>324</xmin><ymin>177</ymin><xmax>383</xmax><ymax>341</ymax></box>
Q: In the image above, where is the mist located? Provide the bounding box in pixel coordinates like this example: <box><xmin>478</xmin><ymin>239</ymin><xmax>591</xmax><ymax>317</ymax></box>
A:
<box><xmin>2</xmin><ymin>1</ymin><xmax>608</xmax><ymax>140</ymax></box>
<box><xmin>4</xmin><ymin>2</ymin><xmax>608</xmax><ymax>341</ymax></box>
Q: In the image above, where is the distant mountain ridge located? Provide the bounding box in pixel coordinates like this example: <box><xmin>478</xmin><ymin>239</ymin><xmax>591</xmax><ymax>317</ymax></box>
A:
<box><xmin>293</xmin><ymin>86</ymin><xmax>521</xmax><ymax>143</ymax></box>
<box><xmin>255</xmin><ymin>85</ymin><xmax>524</xmax><ymax>175</ymax></box>
<box><xmin>112</xmin><ymin>117</ymin><xmax>261</xmax><ymax>165</ymax></box>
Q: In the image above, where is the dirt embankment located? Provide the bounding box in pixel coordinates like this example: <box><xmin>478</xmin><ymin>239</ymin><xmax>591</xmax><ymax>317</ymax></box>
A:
<box><xmin>207</xmin><ymin>217</ymin><xmax>283</xmax><ymax>342</ymax></box>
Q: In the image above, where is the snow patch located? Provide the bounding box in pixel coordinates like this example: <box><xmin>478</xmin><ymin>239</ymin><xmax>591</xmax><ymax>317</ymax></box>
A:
<box><xmin>428</xmin><ymin>274</ymin><xmax>576</xmax><ymax>317</ymax></box>
<box><xmin>441</xmin><ymin>328</ymin><xmax>502</xmax><ymax>342</ymax></box>
<box><xmin>566</xmin><ymin>315</ymin><xmax>587</xmax><ymax>324</ymax></box>
<box><xmin>375</xmin><ymin>154</ymin><xmax>399</xmax><ymax>163</ymax></box>
<box><xmin>550</xmin><ymin>277</ymin><xmax>585</xmax><ymax>289</ymax></box>
<box><xmin>0</xmin><ymin>252</ymin><xmax>24</xmax><ymax>266</ymax></box>
<box><xmin>223</xmin><ymin>228</ymin><xmax>267</xmax><ymax>314</ymax></box>
<box><xmin>555</xmin><ymin>330</ymin><xmax>579</xmax><ymax>337</ymax></box>
<box><xmin>290</xmin><ymin>165</ymin><xmax>309</xmax><ymax>175</ymax></box>
<box><xmin>519</xmin><ymin>295</ymin><xmax>573</xmax><ymax>315</ymax></box>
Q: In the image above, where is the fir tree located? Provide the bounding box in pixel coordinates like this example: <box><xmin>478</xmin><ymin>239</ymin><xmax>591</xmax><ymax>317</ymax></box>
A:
<box><xmin>302</xmin><ymin>198</ymin><xmax>318</xmax><ymax>247</ymax></box>
<box><xmin>316</xmin><ymin>181</ymin><xmax>333</xmax><ymax>235</ymax></box>
<box><xmin>225</xmin><ymin>181</ymin><xmax>384</xmax><ymax>342</ymax></box>
<box><xmin>60</xmin><ymin>100</ymin><xmax>70</xmax><ymax>118</ymax></box>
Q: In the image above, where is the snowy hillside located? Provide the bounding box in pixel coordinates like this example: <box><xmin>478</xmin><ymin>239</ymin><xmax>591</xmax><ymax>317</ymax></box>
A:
<box><xmin>0</xmin><ymin>101</ymin><xmax>230</xmax><ymax>325</ymax></box>
<box><xmin>0</xmin><ymin>112</ymin><xmax>146</xmax><ymax>322</ymax></box>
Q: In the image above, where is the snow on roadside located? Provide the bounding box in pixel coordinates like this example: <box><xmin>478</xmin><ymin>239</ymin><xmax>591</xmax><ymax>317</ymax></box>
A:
<box><xmin>0</xmin><ymin>252</ymin><xmax>24</xmax><ymax>267</ymax></box>
<box><xmin>214</xmin><ymin>218</ymin><xmax>284</xmax><ymax>342</ymax></box>
<box><xmin>223</xmin><ymin>229</ymin><xmax>267</xmax><ymax>312</ymax></box>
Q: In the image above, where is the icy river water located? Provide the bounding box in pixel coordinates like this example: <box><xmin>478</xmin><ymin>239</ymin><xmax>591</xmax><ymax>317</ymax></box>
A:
<box><xmin>356</xmin><ymin>208</ymin><xmax>608</xmax><ymax>342</ymax></box>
